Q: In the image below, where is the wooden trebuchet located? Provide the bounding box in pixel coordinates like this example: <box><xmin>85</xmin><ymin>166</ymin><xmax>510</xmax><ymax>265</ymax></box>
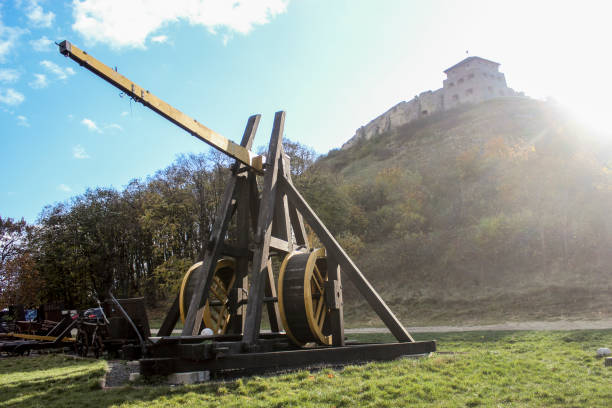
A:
<box><xmin>57</xmin><ymin>40</ymin><xmax>434</xmax><ymax>377</ymax></box>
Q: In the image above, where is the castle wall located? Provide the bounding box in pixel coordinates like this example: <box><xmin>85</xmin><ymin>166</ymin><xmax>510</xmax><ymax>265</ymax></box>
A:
<box><xmin>341</xmin><ymin>57</ymin><xmax>521</xmax><ymax>150</ymax></box>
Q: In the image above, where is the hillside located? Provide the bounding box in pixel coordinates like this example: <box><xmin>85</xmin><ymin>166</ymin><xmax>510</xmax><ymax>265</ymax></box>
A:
<box><xmin>303</xmin><ymin>97</ymin><xmax>612</xmax><ymax>325</ymax></box>
<box><xmin>4</xmin><ymin>97</ymin><xmax>611</xmax><ymax>328</ymax></box>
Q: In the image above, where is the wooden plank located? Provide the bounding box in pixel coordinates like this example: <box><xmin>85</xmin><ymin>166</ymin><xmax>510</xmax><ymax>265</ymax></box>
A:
<box><xmin>326</xmin><ymin>257</ymin><xmax>345</xmax><ymax>346</ymax></box>
<box><xmin>157</xmin><ymin>293</ymin><xmax>180</xmax><ymax>336</ymax></box>
<box><xmin>140</xmin><ymin>341</ymin><xmax>436</xmax><ymax>376</ymax></box>
<box><xmin>242</xmin><ymin>111</ymin><xmax>285</xmax><ymax>346</ymax></box>
<box><xmin>248</xmin><ymin>173</ymin><xmax>261</xmax><ymax>233</ymax></box>
<box><xmin>279</xmin><ymin>175</ymin><xmax>414</xmax><ymax>343</ymax></box>
<box><xmin>264</xmin><ymin>258</ymin><xmax>282</xmax><ymax>332</ymax></box>
<box><xmin>228</xmin><ymin>176</ymin><xmax>251</xmax><ymax>334</ymax></box>
<box><xmin>58</xmin><ymin>40</ymin><xmax>261</xmax><ymax>171</ymax></box>
<box><xmin>282</xmin><ymin>155</ymin><xmax>309</xmax><ymax>248</ymax></box>
<box><xmin>181</xmin><ymin>115</ymin><xmax>260</xmax><ymax>336</ymax></box>
<box><xmin>269</xmin><ymin>236</ymin><xmax>290</xmax><ymax>252</ymax></box>
<box><xmin>272</xmin><ymin>151</ymin><xmax>293</xmax><ymax>252</ymax></box>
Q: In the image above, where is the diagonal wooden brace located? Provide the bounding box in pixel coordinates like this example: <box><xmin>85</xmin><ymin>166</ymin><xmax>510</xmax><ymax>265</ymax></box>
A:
<box><xmin>279</xmin><ymin>175</ymin><xmax>414</xmax><ymax>343</ymax></box>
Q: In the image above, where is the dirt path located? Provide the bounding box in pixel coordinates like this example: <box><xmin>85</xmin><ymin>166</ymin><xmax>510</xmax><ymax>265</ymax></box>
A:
<box><xmin>345</xmin><ymin>319</ymin><xmax>612</xmax><ymax>333</ymax></box>
<box><xmin>151</xmin><ymin>319</ymin><xmax>612</xmax><ymax>335</ymax></box>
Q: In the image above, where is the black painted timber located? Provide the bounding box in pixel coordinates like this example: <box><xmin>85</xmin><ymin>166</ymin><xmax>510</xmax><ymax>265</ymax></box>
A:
<box><xmin>140</xmin><ymin>340</ymin><xmax>436</xmax><ymax>376</ymax></box>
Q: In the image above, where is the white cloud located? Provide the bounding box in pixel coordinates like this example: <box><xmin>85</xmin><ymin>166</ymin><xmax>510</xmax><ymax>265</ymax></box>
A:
<box><xmin>81</xmin><ymin>117</ymin><xmax>101</xmax><ymax>132</ymax></box>
<box><xmin>105</xmin><ymin>123</ymin><xmax>122</xmax><ymax>131</ymax></box>
<box><xmin>0</xmin><ymin>88</ymin><xmax>25</xmax><ymax>105</ymax></box>
<box><xmin>71</xmin><ymin>0</ymin><xmax>288</xmax><ymax>48</ymax></box>
<box><xmin>29</xmin><ymin>73</ymin><xmax>48</xmax><ymax>89</ymax></box>
<box><xmin>25</xmin><ymin>1</ymin><xmax>55</xmax><ymax>28</ymax></box>
<box><xmin>41</xmin><ymin>60</ymin><xmax>75</xmax><ymax>80</ymax></box>
<box><xmin>58</xmin><ymin>184</ymin><xmax>72</xmax><ymax>192</ymax></box>
<box><xmin>0</xmin><ymin>16</ymin><xmax>26</xmax><ymax>63</ymax></box>
<box><xmin>30</xmin><ymin>35</ymin><xmax>53</xmax><ymax>52</ymax></box>
<box><xmin>72</xmin><ymin>144</ymin><xmax>90</xmax><ymax>159</ymax></box>
<box><xmin>120</xmin><ymin>111</ymin><xmax>129</xmax><ymax>117</ymax></box>
<box><xmin>0</xmin><ymin>68</ymin><xmax>20</xmax><ymax>83</ymax></box>
<box><xmin>16</xmin><ymin>115</ymin><xmax>29</xmax><ymax>127</ymax></box>
<box><xmin>151</xmin><ymin>35</ymin><xmax>168</xmax><ymax>43</ymax></box>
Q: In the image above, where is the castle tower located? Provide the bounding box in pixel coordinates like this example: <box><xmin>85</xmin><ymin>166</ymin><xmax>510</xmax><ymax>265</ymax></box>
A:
<box><xmin>442</xmin><ymin>56</ymin><xmax>514</xmax><ymax>109</ymax></box>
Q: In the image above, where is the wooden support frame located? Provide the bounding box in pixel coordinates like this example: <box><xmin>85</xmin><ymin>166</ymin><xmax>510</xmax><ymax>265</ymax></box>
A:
<box><xmin>242</xmin><ymin>111</ymin><xmax>286</xmax><ymax>346</ymax></box>
<box><xmin>181</xmin><ymin>114</ymin><xmax>260</xmax><ymax>336</ymax></box>
<box><xmin>58</xmin><ymin>38</ymin><xmax>434</xmax><ymax>377</ymax></box>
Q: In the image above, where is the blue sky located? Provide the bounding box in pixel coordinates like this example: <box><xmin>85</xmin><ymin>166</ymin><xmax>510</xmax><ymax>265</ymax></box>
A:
<box><xmin>1</xmin><ymin>0</ymin><xmax>611</xmax><ymax>223</ymax></box>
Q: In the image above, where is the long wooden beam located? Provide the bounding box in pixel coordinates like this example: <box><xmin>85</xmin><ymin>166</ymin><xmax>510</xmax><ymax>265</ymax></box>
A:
<box><xmin>58</xmin><ymin>40</ymin><xmax>262</xmax><ymax>171</ymax></box>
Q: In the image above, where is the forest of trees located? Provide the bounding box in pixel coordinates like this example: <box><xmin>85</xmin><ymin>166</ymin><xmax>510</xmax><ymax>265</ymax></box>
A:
<box><xmin>2</xmin><ymin>98</ymin><xmax>612</xmax><ymax>318</ymax></box>
<box><xmin>0</xmin><ymin>140</ymin><xmax>320</xmax><ymax>309</ymax></box>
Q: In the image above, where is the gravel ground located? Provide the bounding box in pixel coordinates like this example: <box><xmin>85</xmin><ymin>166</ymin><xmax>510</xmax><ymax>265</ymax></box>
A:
<box><xmin>345</xmin><ymin>319</ymin><xmax>612</xmax><ymax>333</ymax></box>
<box><xmin>103</xmin><ymin>360</ymin><xmax>139</xmax><ymax>388</ymax></box>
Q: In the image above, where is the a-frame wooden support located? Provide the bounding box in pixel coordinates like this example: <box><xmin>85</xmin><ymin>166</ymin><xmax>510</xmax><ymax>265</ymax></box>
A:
<box><xmin>159</xmin><ymin>110</ymin><xmax>413</xmax><ymax>346</ymax></box>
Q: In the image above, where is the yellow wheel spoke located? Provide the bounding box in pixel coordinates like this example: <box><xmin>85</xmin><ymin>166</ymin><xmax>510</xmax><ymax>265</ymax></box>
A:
<box><xmin>213</xmin><ymin>276</ymin><xmax>229</xmax><ymax>296</ymax></box>
<box><xmin>313</xmin><ymin>264</ymin><xmax>325</xmax><ymax>287</ymax></box>
<box><xmin>311</xmin><ymin>275</ymin><xmax>322</xmax><ymax>293</ymax></box>
<box><xmin>210</xmin><ymin>285</ymin><xmax>225</xmax><ymax>301</ymax></box>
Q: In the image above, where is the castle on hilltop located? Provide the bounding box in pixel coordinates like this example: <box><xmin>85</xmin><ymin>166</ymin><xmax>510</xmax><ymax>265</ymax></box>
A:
<box><xmin>342</xmin><ymin>56</ymin><xmax>523</xmax><ymax>149</ymax></box>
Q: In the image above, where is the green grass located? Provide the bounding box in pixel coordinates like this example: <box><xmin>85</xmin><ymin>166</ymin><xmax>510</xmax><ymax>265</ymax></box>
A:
<box><xmin>2</xmin><ymin>330</ymin><xmax>612</xmax><ymax>407</ymax></box>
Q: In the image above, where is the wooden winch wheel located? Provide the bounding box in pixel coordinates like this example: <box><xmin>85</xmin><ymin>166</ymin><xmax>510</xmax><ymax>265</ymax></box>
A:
<box><xmin>278</xmin><ymin>248</ymin><xmax>332</xmax><ymax>346</ymax></box>
<box><xmin>179</xmin><ymin>258</ymin><xmax>236</xmax><ymax>334</ymax></box>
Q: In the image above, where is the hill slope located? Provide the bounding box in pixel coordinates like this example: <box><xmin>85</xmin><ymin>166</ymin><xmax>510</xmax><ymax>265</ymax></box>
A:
<box><xmin>303</xmin><ymin>97</ymin><xmax>612</xmax><ymax>325</ymax></box>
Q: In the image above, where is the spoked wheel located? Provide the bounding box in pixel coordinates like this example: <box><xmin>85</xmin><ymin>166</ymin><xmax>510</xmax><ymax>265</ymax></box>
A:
<box><xmin>179</xmin><ymin>258</ymin><xmax>236</xmax><ymax>334</ymax></box>
<box><xmin>278</xmin><ymin>248</ymin><xmax>332</xmax><ymax>346</ymax></box>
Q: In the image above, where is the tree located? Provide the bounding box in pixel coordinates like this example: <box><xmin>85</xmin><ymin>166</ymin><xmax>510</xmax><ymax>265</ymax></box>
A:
<box><xmin>0</xmin><ymin>216</ymin><xmax>38</xmax><ymax>307</ymax></box>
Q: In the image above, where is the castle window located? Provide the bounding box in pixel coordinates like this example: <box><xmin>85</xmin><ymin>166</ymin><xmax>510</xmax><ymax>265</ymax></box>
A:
<box><xmin>458</xmin><ymin>78</ymin><xmax>464</xmax><ymax>84</ymax></box>
<box><xmin>466</xmin><ymin>88</ymin><xmax>473</xmax><ymax>95</ymax></box>
<box><xmin>452</xmin><ymin>94</ymin><xmax>459</xmax><ymax>101</ymax></box>
<box><xmin>468</xmin><ymin>73</ymin><xmax>474</xmax><ymax>79</ymax></box>
<box><xmin>449</xmin><ymin>82</ymin><xmax>454</xmax><ymax>87</ymax></box>
<box><xmin>421</xmin><ymin>110</ymin><xmax>428</xmax><ymax>116</ymax></box>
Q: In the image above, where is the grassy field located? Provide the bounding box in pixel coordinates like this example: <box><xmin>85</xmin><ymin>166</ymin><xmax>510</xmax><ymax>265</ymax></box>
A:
<box><xmin>2</xmin><ymin>330</ymin><xmax>612</xmax><ymax>407</ymax></box>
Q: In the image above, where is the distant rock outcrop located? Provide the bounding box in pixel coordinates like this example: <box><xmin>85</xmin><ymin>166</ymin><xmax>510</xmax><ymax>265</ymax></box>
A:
<box><xmin>342</xmin><ymin>56</ymin><xmax>523</xmax><ymax>149</ymax></box>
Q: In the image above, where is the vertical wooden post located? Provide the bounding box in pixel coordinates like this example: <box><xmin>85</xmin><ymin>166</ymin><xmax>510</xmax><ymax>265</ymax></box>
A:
<box><xmin>228</xmin><ymin>176</ymin><xmax>251</xmax><ymax>334</ymax></box>
<box><xmin>248</xmin><ymin>173</ymin><xmax>260</xmax><ymax>233</ymax></box>
<box><xmin>181</xmin><ymin>114</ymin><xmax>260</xmax><ymax>336</ymax></box>
<box><xmin>264</xmin><ymin>258</ymin><xmax>282</xmax><ymax>332</ymax></box>
<box><xmin>326</xmin><ymin>257</ymin><xmax>345</xmax><ymax>346</ymax></box>
<box><xmin>242</xmin><ymin>111</ymin><xmax>285</xmax><ymax>347</ymax></box>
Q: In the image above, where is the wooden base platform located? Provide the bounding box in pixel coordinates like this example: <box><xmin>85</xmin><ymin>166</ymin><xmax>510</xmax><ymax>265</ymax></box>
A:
<box><xmin>138</xmin><ymin>336</ymin><xmax>436</xmax><ymax>377</ymax></box>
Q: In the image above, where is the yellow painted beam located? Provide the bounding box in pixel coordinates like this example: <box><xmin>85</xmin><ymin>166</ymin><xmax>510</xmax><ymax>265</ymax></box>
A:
<box><xmin>58</xmin><ymin>40</ymin><xmax>262</xmax><ymax>171</ymax></box>
<box><xmin>7</xmin><ymin>332</ymin><xmax>76</xmax><ymax>342</ymax></box>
